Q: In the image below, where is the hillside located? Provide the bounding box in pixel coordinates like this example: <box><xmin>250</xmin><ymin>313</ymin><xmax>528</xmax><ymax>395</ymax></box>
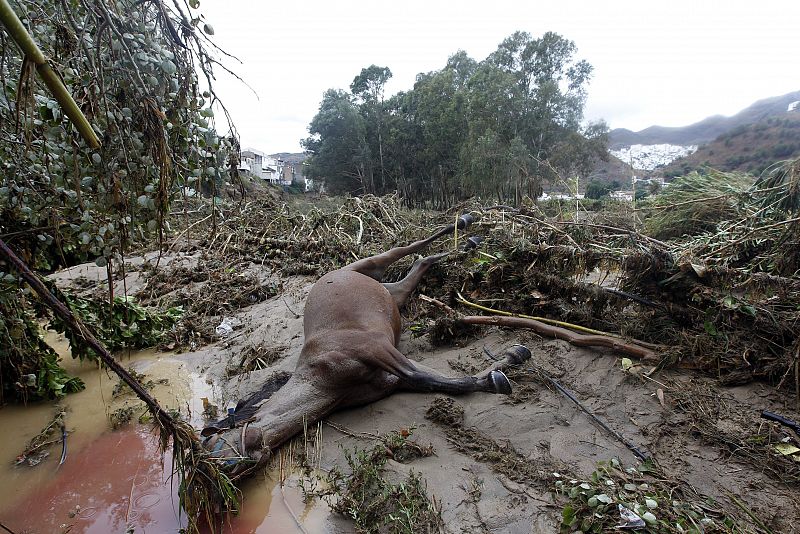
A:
<box><xmin>587</xmin><ymin>153</ymin><xmax>636</xmax><ymax>188</ymax></box>
<box><xmin>662</xmin><ymin>112</ymin><xmax>800</xmax><ymax>177</ymax></box>
<box><xmin>609</xmin><ymin>90</ymin><xmax>800</xmax><ymax>149</ymax></box>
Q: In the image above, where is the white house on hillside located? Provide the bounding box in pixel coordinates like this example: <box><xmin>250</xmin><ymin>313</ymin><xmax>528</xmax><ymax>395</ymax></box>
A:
<box><xmin>239</xmin><ymin>148</ymin><xmax>286</xmax><ymax>184</ymax></box>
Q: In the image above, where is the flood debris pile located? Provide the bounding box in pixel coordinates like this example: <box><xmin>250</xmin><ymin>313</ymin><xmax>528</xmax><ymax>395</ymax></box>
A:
<box><xmin>130</xmin><ymin>194</ymin><xmax>444</xmax><ymax>351</ymax></box>
<box><xmin>173</xmin><ymin>194</ymin><xmax>432</xmax><ymax>277</ymax></box>
<box><xmin>136</xmin><ymin>257</ymin><xmax>278</xmax><ymax>348</ymax></box>
<box><xmin>400</xmin><ymin>163</ymin><xmax>800</xmax><ymax>391</ymax></box>
<box><xmin>158</xmin><ymin>164</ymin><xmax>798</xmax><ymax>389</ymax></box>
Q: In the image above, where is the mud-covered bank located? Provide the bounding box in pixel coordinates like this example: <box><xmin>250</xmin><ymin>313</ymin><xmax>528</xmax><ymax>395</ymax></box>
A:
<box><xmin>3</xmin><ymin>192</ymin><xmax>799</xmax><ymax>533</ymax></box>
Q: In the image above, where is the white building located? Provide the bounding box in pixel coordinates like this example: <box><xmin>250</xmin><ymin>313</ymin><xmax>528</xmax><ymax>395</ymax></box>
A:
<box><xmin>239</xmin><ymin>148</ymin><xmax>285</xmax><ymax>184</ymax></box>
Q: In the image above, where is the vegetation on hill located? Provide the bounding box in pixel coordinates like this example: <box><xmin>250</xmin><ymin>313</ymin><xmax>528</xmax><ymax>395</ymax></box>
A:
<box><xmin>663</xmin><ymin>113</ymin><xmax>800</xmax><ymax>177</ymax></box>
<box><xmin>302</xmin><ymin>32</ymin><xmax>609</xmax><ymax>208</ymax></box>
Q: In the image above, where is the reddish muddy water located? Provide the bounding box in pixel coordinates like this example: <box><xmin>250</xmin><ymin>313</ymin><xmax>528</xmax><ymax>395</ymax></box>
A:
<box><xmin>0</xmin><ymin>334</ymin><xmax>331</xmax><ymax>533</ymax></box>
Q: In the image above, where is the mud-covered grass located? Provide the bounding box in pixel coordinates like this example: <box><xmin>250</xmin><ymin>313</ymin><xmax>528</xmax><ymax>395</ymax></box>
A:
<box><xmin>426</xmin><ymin>397</ymin><xmax>769</xmax><ymax>533</ymax></box>
<box><xmin>667</xmin><ymin>379</ymin><xmax>800</xmax><ymax>485</ymax></box>
<box><xmin>425</xmin><ymin>397</ymin><xmax>562</xmax><ymax>489</ymax></box>
<box><xmin>137</xmin><ymin>258</ymin><xmax>279</xmax><ymax>348</ymax></box>
<box><xmin>305</xmin><ymin>430</ymin><xmax>441</xmax><ymax>534</ymax></box>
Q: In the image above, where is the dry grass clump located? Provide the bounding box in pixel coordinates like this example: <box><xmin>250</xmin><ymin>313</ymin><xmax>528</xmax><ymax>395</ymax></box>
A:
<box><xmin>644</xmin><ymin>171</ymin><xmax>754</xmax><ymax>240</ymax></box>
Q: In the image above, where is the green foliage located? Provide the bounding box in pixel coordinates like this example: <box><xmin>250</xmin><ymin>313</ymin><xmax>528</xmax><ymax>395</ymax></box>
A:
<box><xmin>0</xmin><ymin>0</ymin><xmax>232</xmax><ymax>402</ymax></box>
<box><xmin>1</xmin><ymin>0</ymin><xmax>234</xmax><ymax>271</ymax></box>
<box><xmin>585</xmin><ymin>179</ymin><xmax>612</xmax><ymax>199</ymax></box>
<box><xmin>51</xmin><ymin>292</ymin><xmax>182</xmax><ymax>360</ymax></box>
<box><xmin>303</xmin><ymin>31</ymin><xmax>607</xmax><ymax>208</ymax></box>
<box><xmin>302</xmin><ymin>89</ymin><xmax>368</xmax><ymax>194</ymax></box>
<box><xmin>555</xmin><ymin>459</ymin><xmax>742</xmax><ymax>533</ymax></box>
<box><xmin>0</xmin><ymin>285</ymin><xmax>84</xmax><ymax>402</ymax></box>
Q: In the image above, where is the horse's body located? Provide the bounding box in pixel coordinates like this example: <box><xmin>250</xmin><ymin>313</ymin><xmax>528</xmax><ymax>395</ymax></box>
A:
<box><xmin>203</xmin><ymin>215</ymin><xmax>512</xmax><ymax>477</ymax></box>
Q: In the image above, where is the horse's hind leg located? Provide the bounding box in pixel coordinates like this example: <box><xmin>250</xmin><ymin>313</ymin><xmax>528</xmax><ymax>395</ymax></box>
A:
<box><xmin>383</xmin><ymin>252</ymin><xmax>448</xmax><ymax>309</ymax></box>
<box><xmin>371</xmin><ymin>344</ymin><xmax>512</xmax><ymax>395</ymax></box>
<box><xmin>344</xmin><ymin>213</ymin><xmax>473</xmax><ymax>282</ymax></box>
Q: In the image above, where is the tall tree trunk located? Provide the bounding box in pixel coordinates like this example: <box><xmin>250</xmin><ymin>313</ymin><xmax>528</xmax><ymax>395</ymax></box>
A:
<box><xmin>378</xmin><ymin>128</ymin><xmax>386</xmax><ymax>193</ymax></box>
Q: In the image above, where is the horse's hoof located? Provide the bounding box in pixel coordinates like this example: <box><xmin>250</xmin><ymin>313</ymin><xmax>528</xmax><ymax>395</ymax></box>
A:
<box><xmin>457</xmin><ymin>213</ymin><xmax>474</xmax><ymax>229</ymax></box>
<box><xmin>489</xmin><ymin>370</ymin><xmax>512</xmax><ymax>394</ymax></box>
<box><xmin>462</xmin><ymin>236</ymin><xmax>483</xmax><ymax>251</ymax></box>
<box><xmin>503</xmin><ymin>344</ymin><xmax>531</xmax><ymax>365</ymax></box>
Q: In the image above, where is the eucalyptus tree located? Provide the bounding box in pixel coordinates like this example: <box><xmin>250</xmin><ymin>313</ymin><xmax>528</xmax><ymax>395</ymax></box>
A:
<box><xmin>464</xmin><ymin>31</ymin><xmax>595</xmax><ymax>202</ymax></box>
<box><xmin>302</xmin><ymin>89</ymin><xmax>369</xmax><ymax>194</ymax></box>
<box><xmin>412</xmin><ymin>56</ymin><xmax>473</xmax><ymax>207</ymax></box>
<box><xmin>381</xmin><ymin>90</ymin><xmax>426</xmax><ymax>206</ymax></box>
<box><xmin>350</xmin><ymin>65</ymin><xmax>392</xmax><ymax>193</ymax></box>
<box><xmin>303</xmin><ymin>31</ymin><xmax>606</xmax><ymax>207</ymax></box>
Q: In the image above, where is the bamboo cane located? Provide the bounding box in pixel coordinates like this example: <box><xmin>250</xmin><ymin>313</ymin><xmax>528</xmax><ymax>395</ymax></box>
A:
<box><xmin>0</xmin><ymin>0</ymin><xmax>101</xmax><ymax>148</ymax></box>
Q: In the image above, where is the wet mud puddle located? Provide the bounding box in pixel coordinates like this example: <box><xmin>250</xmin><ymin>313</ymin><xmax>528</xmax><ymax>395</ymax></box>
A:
<box><xmin>0</xmin><ymin>333</ymin><xmax>331</xmax><ymax>533</ymax></box>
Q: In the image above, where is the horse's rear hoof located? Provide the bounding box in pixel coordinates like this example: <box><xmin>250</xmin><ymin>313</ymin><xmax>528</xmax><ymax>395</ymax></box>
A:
<box><xmin>457</xmin><ymin>213</ymin><xmax>474</xmax><ymax>229</ymax></box>
<box><xmin>489</xmin><ymin>370</ymin><xmax>512</xmax><ymax>394</ymax></box>
<box><xmin>463</xmin><ymin>236</ymin><xmax>483</xmax><ymax>251</ymax></box>
<box><xmin>503</xmin><ymin>344</ymin><xmax>531</xmax><ymax>365</ymax></box>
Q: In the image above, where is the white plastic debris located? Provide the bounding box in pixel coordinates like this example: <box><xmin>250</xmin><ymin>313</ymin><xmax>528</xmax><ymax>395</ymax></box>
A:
<box><xmin>616</xmin><ymin>504</ymin><xmax>646</xmax><ymax>529</ymax></box>
<box><xmin>215</xmin><ymin>316</ymin><xmax>242</xmax><ymax>337</ymax></box>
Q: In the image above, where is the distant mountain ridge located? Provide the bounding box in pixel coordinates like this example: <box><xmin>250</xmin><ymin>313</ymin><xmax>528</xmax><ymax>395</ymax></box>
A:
<box><xmin>609</xmin><ymin>90</ymin><xmax>800</xmax><ymax>149</ymax></box>
<box><xmin>662</xmin><ymin>111</ymin><xmax>800</xmax><ymax>177</ymax></box>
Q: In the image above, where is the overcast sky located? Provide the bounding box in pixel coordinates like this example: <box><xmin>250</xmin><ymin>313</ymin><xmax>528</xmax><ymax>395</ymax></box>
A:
<box><xmin>199</xmin><ymin>0</ymin><xmax>800</xmax><ymax>154</ymax></box>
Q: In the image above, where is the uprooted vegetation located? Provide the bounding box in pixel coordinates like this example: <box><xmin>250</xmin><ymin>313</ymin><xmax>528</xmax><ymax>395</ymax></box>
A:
<box><xmin>132</xmin><ymin>159</ymin><xmax>800</xmax><ymax>387</ymax></box>
<box><xmin>135</xmin><ymin>257</ymin><xmax>279</xmax><ymax>348</ymax></box>
<box><xmin>305</xmin><ymin>430</ymin><xmax>441</xmax><ymax>534</ymax></box>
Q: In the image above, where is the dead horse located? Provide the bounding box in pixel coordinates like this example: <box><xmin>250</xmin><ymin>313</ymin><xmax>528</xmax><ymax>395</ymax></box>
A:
<box><xmin>201</xmin><ymin>214</ymin><xmax>514</xmax><ymax>478</ymax></box>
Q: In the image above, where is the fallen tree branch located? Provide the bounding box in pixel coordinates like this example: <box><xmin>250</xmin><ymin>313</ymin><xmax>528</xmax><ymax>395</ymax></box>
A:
<box><xmin>455</xmin><ymin>291</ymin><xmax>616</xmax><ymax>337</ymax></box>
<box><xmin>458</xmin><ymin>315</ymin><xmax>658</xmax><ymax>361</ymax></box>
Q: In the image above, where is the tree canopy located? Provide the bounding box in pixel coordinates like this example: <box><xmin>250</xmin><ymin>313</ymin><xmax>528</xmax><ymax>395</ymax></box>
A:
<box><xmin>302</xmin><ymin>31</ymin><xmax>608</xmax><ymax>208</ymax></box>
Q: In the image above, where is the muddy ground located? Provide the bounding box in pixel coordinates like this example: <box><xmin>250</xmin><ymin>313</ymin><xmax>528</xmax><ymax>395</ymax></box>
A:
<box><xmin>133</xmin><ymin>249</ymin><xmax>800</xmax><ymax>530</ymax></box>
<box><xmin>8</xmin><ymin>247</ymin><xmax>800</xmax><ymax>533</ymax></box>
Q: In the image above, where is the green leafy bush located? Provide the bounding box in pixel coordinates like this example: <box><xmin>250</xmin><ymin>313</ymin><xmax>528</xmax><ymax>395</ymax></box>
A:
<box><xmin>51</xmin><ymin>292</ymin><xmax>183</xmax><ymax>360</ymax></box>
